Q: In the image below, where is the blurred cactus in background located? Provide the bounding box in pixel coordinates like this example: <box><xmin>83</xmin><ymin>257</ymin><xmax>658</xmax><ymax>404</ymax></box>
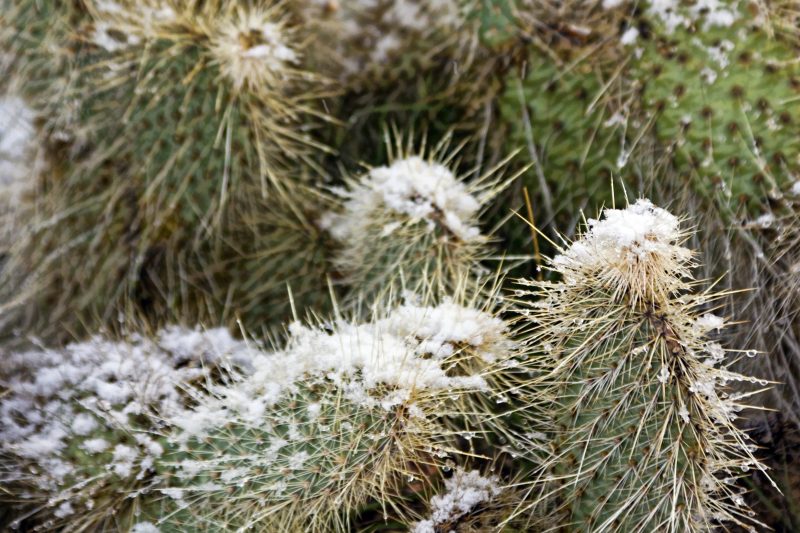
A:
<box><xmin>0</xmin><ymin>0</ymin><xmax>335</xmax><ymax>343</ymax></box>
<box><xmin>0</xmin><ymin>326</ymin><xmax>251</xmax><ymax>530</ymax></box>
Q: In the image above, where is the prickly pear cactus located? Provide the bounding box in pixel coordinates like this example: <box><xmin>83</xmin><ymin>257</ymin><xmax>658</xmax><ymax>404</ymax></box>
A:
<box><xmin>502</xmin><ymin>58</ymin><xmax>625</xmax><ymax>221</ymax></box>
<box><xmin>517</xmin><ymin>199</ymin><xmax>770</xmax><ymax>531</ymax></box>
<box><xmin>628</xmin><ymin>3</ymin><xmax>800</xmax><ymax>215</ymax></box>
<box><xmin>502</xmin><ymin>0</ymin><xmax>800</xmax><ymax>226</ymax></box>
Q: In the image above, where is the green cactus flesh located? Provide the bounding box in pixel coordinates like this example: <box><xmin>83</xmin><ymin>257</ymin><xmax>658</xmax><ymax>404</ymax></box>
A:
<box><xmin>501</xmin><ymin>6</ymin><xmax>800</xmax><ymax>234</ymax></box>
<box><xmin>159</xmin><ymin>382</ymin><xmax>428</xmax><ymax>532</ymax></box>
<box><xmin>633</xmin><ymin>16</ymin><xmax>800</xmax><ymax>215</ymax></box>
<box><xmin>548</xmin><ymin>303</ymin><xmax>705</xmax><ymax>530</ymax></box>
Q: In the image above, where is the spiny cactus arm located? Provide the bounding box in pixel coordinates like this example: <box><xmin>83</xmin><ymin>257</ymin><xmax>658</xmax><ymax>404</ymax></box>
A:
<box><xmin>325</xmin><ymin>130</ymin><xmax>522</xmax><ymax>306</ymax></box>
<box><xmin>153</xmin><ymin>295</ymin><xmax>521</xmax><ymax>532</ymax></box>
<box><xmin>517</xmin><ymin>199</ymin><xmax>771</xmax><ymax>532</ymax></box>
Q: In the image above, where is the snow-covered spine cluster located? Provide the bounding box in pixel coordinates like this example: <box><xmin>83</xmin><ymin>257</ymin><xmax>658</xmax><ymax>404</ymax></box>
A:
<box><xmin>326</xmin><ymin>140</ymin><xmax>508</xmax><ymax>305</ymax></box>
<box><xmin>152</xmin><ymin>299</ymin><xmax>517</xmax><ymax>531</ymax></box>
<box><xmin>0</xmin><ymin>326</ymin><xmax>255</xmax><ymax>530</ymax></box>
<box><xmin>516</xmin><ymin>200</ymin><xmax>769</xmax><ymax>531</ymax></box>
<box><xmin>603</xmin><ymin>0</ymin><xmax>740</xmax><ymax>34</ymax></box>
<box><xmin>86</xmin><ymin>0</ymin><xmax>312</xmax><ymax>121</ymax></box>
<box><xmin>412</xmin><ymin>468</ymin><xmax>506</xmax><ymax>533</ymax></box>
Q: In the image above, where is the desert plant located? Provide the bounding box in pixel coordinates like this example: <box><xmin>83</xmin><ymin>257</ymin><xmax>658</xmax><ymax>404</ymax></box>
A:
<box><xmin>0</xmin><ymin>0</ymin><xmax>336</xmax><ymax>342</ymax></box>
<box><xmin>410</xmin><ymin>466</ymin><xmax>518</xmax><ymax>533</ymax></box>
<box><xmin>515</xmin><ymin>199</ymin><xmax>771</xmax><ymax>531</ymax></box>
<box><xmin>502</xmin><ymin>0</ymin><xmax>800</xmax><ymax>471</ymax></box>
<box><xmin>291</xmin><ymin>0</ymin><xmax>478</xmax><ymax>91</ymax></box>
<box><xmin>325</xmin><ymin>130</ymin><xmax>522</xmax><ymax>309</ymax></box>
<box><xmin>0</xmin><ymin>325</ymin><xmax>256</xmax><ymax>531</ymax></box>
<box><xmin>152</xmin><ymin>295</ymin><xmax>519</xmax><ymax>532</ymax></box>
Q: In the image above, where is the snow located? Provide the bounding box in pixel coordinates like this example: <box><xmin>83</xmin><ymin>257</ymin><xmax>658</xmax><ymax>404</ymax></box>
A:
<box><xmin>607</xmin><ymin>0</ymin><xmax>740</xmax><ymax>33</ymax></box>
<box><xmin>0</xmin><ymin>326</ymin><xmax>250</xmax><ymax>498</ymax></box>
<box><xmin>695</xmin><ymin>314</ymin><xmax>725</xmax><ymax>333</ymax></box>
<box><xmin>0</xmin><ymin>95</ymin><xmax>38</xmax><ymax>201</ymax></box>
<box><xmin>111</xmin><ymin>444</ymin><xmax>139</xmax><ymax>477</ymax></box>
<box><xmin>620</xmin><ymin>27</ymin><xmax>639</xmax><ymax>45</ymax></box>
<box><xmin>83</xmin><ymin>438</ymin><xmax>110</xmax><ymax>454</ymax></box>
<box><xmin>297</xmin><ymin>0</ymin><xmax>463</xmax><ymax>77</ymax></box>
<box><xmin>386</xmin><ymin>299</ymin><xmax>513</xmax><ymax>362</ymax></box>
<box><xmin>330</xmin><ymin>156</ymin><xmax>482</xmax><ymax>244</ymax></box>
<box><xmin>174</xmin><ymin>301</ymin><xmax>511</xmax><ymax>439</ymax></box>
<box><xmin>553</xmin><ymin>199</ymin><xmax>688</xmax><ymax>277</ymax></box>
<box><xmin>54</xmin><ymin>501</ymin><xmax>74</xmax><ymax>519</ymax></box>
<box><xmin>71</xmin><ymin>413</ymin><xmax>99</xmax><ymax>436</ymax></box>
<box><xmin>209</xmin><ymin>10</ymin><xmax>299</xmax><ymax>90</ymax></box>
<box><xmin>754</xmin><ymin>213</ymin><xmax>775</xmax><ymax>229</ymax></box>
<box><xmin>237</xmin><ymin>24</ymin><xmax>298</xmax><ymax>64</ymax></box>
<box><xmin>412</xmin><ymin>468</ymin><xmax>503</xmax><ymax>530</ymax></box>
<box><xmin>131</xmin><ymin>523</ymin><xmax>161</xmax><ymax>533</ymax></box>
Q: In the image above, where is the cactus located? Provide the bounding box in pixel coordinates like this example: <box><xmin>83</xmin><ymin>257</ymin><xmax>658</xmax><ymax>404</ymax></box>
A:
<box><xmin>500</xmin><ymin>57</ymin><xmax>626</xmax><ymax>228</ymax></box>
<box><xmin>291</xmin><ymin>0</ymin><xmax>476</xmax><ymax>91</ymax></box>
<box><xmin>153</xmin><ymin>296</ymin><xmax>518</xmax><ymax>531</ymax></box>
<box><xmin>410</xmin><ymin>466</ymin><xmax>523</xmax><ymax>533</ymax></box>
<box><xmin>626</xmin><ymin>2</ymin><xmax>800</xmax><ymax>216</ymax></box>
<box><xmin>495</xmin><ymin>2</ymin><xmax>640</xmax><ymax>263</ymax></box>
<box><xmin>516</xmin><ymin>199</ymin><xmax>770</xmax><ymax>531</ymax></box>
<box><xmin>0</xmin><ymin>1</ymin><xmax>336</xmax><ymax>342</ymax></box>
<box><xmin>501</xmin><ymin>0</ymin><xmax>800</xmax><ymax>230</ymax></box>
<box><xmin>500</xmin><ymin>2</ymin><xmax>800</xmax><ymax>460</ymax></box>
<box><xmin>0</xmin><ymin>1</ymin><xmax>90</xmax><ymax>112</ymax></box>
<box><xmin>325</xmin><ymin>131</ymin><xmax>519</xmax><ymax>308</ymax></box>
<box><xmin>0</xmin><ymin>326</ymin><xmax>253</xmax><ymax>531</ymax></box>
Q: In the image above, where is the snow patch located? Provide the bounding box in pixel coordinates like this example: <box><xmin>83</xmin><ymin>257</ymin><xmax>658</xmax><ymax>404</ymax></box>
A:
<box><xmin>330</xmin><ymin>156</ymin><xmax>482</xmax><ymax>243</ymax></box>
<box><xmin>413</xmin><ymin>468</ymin><xmax>503</xmax><ymax>530</ymax></box>
<box><xmin>553</xmin><ymin>199</ymin><xmax>688</xmax><ymax>276</ymax></box>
